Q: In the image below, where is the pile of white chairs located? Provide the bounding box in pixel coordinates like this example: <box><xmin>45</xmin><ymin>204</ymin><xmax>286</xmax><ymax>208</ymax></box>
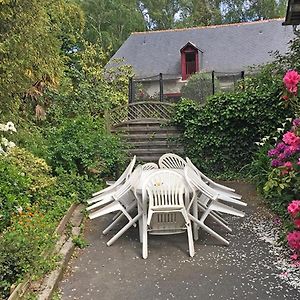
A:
<box><xmin>86</xmin><ymin>153</ymin><xmax>247</xmax><ymax>259</ymax></box>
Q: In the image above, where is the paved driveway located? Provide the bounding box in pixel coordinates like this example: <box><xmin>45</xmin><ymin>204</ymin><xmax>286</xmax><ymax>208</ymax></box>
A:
<box><xmin>59</xmin><ymin>182</ymin><xmax>300</xmax><ymax>300</ymax></box>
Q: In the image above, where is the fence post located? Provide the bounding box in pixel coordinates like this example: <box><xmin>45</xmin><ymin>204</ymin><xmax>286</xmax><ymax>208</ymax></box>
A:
<box><xmin>212</xmin><ymin>70</ymin><xmax>215</xmax><ymax>95</ymax></box>
<box><xmin>159</xmin><ymin>73</ymin><xmax>164</xmax><ymax>101</ymax></box>
<box><xmin>241</xmin><ymin>70</ymin><xmax>245</xmax><ymax>90</ymax></box>
<box><xmin>104</xmin><ymin>109</ymin><xmax>110</xmax><ymax>133</ymax></box>
<box><xmin>128</xmin><ymin>77</ymin><xmax>133</xmax><ymax>103</ymax></box>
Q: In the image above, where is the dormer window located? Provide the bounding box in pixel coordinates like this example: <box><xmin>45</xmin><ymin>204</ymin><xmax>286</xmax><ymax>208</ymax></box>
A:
<box><xmin>180</xmin><ymin>42</ymin><xmax>200</xmax><ymax>80</ymax></box>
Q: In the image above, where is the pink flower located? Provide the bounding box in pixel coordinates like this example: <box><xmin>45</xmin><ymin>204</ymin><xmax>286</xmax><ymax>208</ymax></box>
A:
<box><xmin>293</xmin><ymin>118</ymin><xmax>300</xmax><ymax>128</ymax></box>
<box><xmin>291</xmin><ymin>253</ymin><xmax>299</xmax><ymax>260</ymax></box>
<box><xmin>284</xmin><ymin>161</ymin><xmax>293</xmax><ymax>168</ymax></box>
<box><xmin>297</xmin><ymin>158</ymin><xmax>300</xmax><ymax>166</ymax></box>
<box><xmin>283</xmin><ymin>70</ymin><xmax>300</xmax><ymax>94</ymax></box>
<box><xmin>282</xmin><ymin>131</ymin><xmax>300</xmax><ymax>145</ymax></box>
<box><xmin>281</xmin><ymin>95</ymin><xmax>289</xmax><ymax>101</ymax></box>
<box><xmin>295</xmin><ymin>219</ymin><xmax>300</xmax><ymax>229</ymax></box>
<box><xmin>288</xmin><ymin>200</ymin><xmax>300</xmax><ymax>217</ymax></box>
<box><xmin>287</xmin><ymin>230</ymin><xmax>300</xmax><ymax>250</ymax></box>
<box><xmin>281</xmin><ymin>161</ymin><xmax>293</xmax><ymax>175</ymax></box>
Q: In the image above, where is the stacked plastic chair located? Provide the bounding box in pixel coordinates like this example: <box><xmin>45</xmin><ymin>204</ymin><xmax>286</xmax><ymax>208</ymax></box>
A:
<box><xmin>142</xmin><ymin>170</ymin><xmax>195</xmax><ymax>259</ymax></box>
<box><xmin>184</xmin><ymin>165</ymin><xmax>246</xmax><ymax>245</ymax></box>
<box><xmin>87</xmin><ymin>164</ymin><xmax>143</xmax><ymax>246</ymax></box>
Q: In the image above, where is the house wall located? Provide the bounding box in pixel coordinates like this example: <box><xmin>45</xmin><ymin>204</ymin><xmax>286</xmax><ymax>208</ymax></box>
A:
<box><xmin>138</xmin><ymin>79</ymin><xmax>187</xmax><ymax>98</ymax></box>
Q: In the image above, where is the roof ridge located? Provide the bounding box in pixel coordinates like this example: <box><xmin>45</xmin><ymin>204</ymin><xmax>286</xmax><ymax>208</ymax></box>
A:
<box><xmin>132</xmin><ymin>18</ymin><xmax>285</xmax><ymax>35</ymax></box>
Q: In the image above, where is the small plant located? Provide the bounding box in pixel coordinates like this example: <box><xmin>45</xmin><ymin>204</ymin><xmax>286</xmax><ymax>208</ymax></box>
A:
<box><xmin>72</xmin><ymin>235</ymin><xmax>88</xmax><ymax>249</ymax></box>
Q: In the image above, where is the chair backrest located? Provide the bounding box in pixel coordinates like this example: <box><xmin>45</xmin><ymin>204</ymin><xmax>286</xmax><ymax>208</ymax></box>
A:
<box><xmin>142</xmin><ymin>170</ymin><xmax>186</xmax><ymax>209</ymax></box>
<box><xmin>113</xmin><ymin>165</ymin><xmax>142</xmax><ymax>203</ymax></box>
<box><xmin>186</xmin><ymin>157</ymin><xmax>210</xmax><ymax>184</ymax></box>
<box><xmin>114</xmin><ymin>155</ymin><xmax>136</xmax><ymax>187</ymax></box>
<box><xmin>184</xmin><ymin>165</ymin><xmax>216</xmax><ymax>199</ymax></box>
<box><xmin>141</xmin><ymin>162</ymin><xmax>159</xmax><ymax>170</ymax></box>
<box><xmin>158</xmin><ymin>153</ymin><xmax>186</xmax><ymax>169</ymax></box>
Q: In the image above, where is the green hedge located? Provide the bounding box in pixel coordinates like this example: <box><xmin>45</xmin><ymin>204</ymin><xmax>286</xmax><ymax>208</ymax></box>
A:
<box><xmin>173</xmin><ymin>88</ymin><xmax>291</xmax><ymax>177</ymax></box>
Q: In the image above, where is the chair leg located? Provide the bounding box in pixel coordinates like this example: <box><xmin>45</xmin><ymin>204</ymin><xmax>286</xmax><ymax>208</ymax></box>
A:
<box><xmin>103</xmin><ymin>203</ymin><xmax>137</xmax><ymax>235</ymax></box>
<box><xmin>188</xmin><ymin>213</ymin><xmax>229</xmax><ymax>246</ymax></box>
<box><xmin>106</xmin><ymin>213</ymin><xmax>142</xmax><ymax>246</ymax></box>
<box><xmin>103</xmin><ymin>213</ymin><xmax>124</xmax><ymax>235</ymax></box>
<box><xmin>197</xmin><ymin>203</ymin><xmax>229</xmax><ymax>226</ymax></box>
<box><xmin>112</xmin><ymin>211</ymin><xmax>122</xmax><ymax>221</ymax></box>
<box><xmin>208</xmin><ymin>213</ymin><xmax>232</xmax><ymax>232</ymax></box>
<box><xmin>186</xmin><ymin>222</ymin><xmax>195</xmax><ymax>257</ymax></box>
<box><xmin>181</xmin><ymin>209</ymin><xmax>195</xmax><ymax>257</ymax></box>
<box><xmin>142</xmin><ymin>211</ymin><xmax>148</xmax><ymax>259</ymax></box>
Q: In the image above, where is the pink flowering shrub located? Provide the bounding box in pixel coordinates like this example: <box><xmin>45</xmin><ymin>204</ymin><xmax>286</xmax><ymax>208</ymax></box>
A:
<box><xmin>267</xmin><ymin>118</ymin><xmax>300</xmax><ymax>178</ymax></box>
<box><xmin>282</xmin><ymin>70</ymin><xmax>300</xmax><ymax>115</ymax></box>
<box><xmin>287</xmin><ymin>200</ymin><xmax>300</xmax><ymax>254</ymax></box>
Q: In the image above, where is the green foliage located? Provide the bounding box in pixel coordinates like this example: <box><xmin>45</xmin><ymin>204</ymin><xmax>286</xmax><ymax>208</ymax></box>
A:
<box><xmin>246</xmin><ymin>143</ymin><xmax>273</xmax><ymax>192</ymax></box>
<box><xmin>48</xmin><ymin>115</ymin><xmax>126</xmax><ymax>176</ymax></box>
<box><xmin>72</xmin><ymin>235</ymin><xmax>88</xmax><ymax>249</ymax></box>
<box><xmin>46</xmin><ymin>42</ymin><xmax>133</xmax><ymax>121</ymax></box>
<box><xmin>0</xmin><ymin>156</ymin><xmax>31</xmax><ymax>231</ymax></box>
<box><xmin>173</xmin><ymin>82</ymin><xmax>291</xmax><ymax>176</ymax></box>
<box><xmin>0</xmin><ymin>0</ymin><xmax>84</xmax><ymax>116</ymax></box>
<box><xmin>140</xmin><ymin>1</ymin><xmax>286</xmax><ymax>30</ymax></box>
<box><xmin>54</xmin><ymin>169</ymin><xmax>102</xmax><ymax>203</ymax></box>
<box><xmin>181</xmin><ymin>72</ymin><xmax>218</xmax><ymax>104</ymax></box>
<box><xmin>79</xmin><ymin>0</ymin><xmax>145</xmax><ymax>54</ymax></box>
<box><xmin>0</xmin><ymin>208</ymin><xmax>56</xmax><ymax>299</ymax></box>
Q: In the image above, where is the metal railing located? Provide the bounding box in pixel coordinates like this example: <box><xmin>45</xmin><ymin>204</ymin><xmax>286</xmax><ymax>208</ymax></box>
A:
<box><xmin>128</xmin><ymin>71</ymin><xmax>245</xmax><ymax>103</ymax></box>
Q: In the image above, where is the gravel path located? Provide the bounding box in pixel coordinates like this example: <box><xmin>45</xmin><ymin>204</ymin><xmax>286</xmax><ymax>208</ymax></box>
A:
<box><xmin>59</xmin><ymin>182</ymin><xmax>300</xmax><ymax>300</ymax></box>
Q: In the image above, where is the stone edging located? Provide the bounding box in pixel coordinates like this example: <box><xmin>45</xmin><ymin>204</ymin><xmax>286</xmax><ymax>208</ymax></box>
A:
<box><xmin>8</xmin><ymin>203</ymin><xmax>84</xmax><ymax>300</ymax></box>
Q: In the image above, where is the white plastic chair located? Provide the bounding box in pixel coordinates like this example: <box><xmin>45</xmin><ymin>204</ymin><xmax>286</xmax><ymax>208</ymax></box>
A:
<box><xmin>184</xmin><ymin>166</ymin><xmax>246</xmax><ymax>245</ymax></box>
<box><xmin>87</xmin><ymin>156</ymin><xmax>136</xmax><ymax>205</ymax></box>
<box><xmin>186</xmin><ymin>157</ymin><xmax>241</xmax><ymax>199</ymax></box>
<box><xmin>141</xmin><ymin>162</ymin><xmax>158</xmax><ymax>170</ymax></box>
<box><xmin>158</xmin><ymin>153</ymin><xmax>186</xmax><ymax>169</ymax></box>
<box><xmin>88</xmin><ymin>166</ymin><xmax>143</xmax><ymax>246</ymax></box>
<box><xmin>142</xmin><ymin>170</ymin><xmax>195</xmax><ymax>258</ymax></box>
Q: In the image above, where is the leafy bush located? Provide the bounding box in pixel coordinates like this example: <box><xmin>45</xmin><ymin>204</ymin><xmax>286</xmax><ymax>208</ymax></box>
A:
<box><xmin>181</xmin><ymin>72</ymin><xmax>218</xmax><ymax>104</ymax></box>
<box><xmin>0</xmin><ymin>157</ymin><xmax>31</xmax><ymax>231</ymax></box>
<box><xmin>48</xmin><ymin>115</ymin><xmax>126</xmax><ymax>177</ymax></box>
<box><xmin>173</xmin><ymin>86</ymin><xmax>291</xmax><ymax>176</ymax></box>
<box><xmin>0</xmin><ymin>207</ymin><xmax>56</xmax><ymax>299</ymax></box>
<box><xmin>246</xmin><ymin>143</ymin><xmax>273</xmax><ymax>192</ymax></box>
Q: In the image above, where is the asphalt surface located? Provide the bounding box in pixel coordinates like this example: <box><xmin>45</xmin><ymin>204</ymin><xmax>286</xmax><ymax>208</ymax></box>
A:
<box><xmin>59</xmin><ymin>182</ymin><xmax>300</xmax><ymax>300</ymax></box>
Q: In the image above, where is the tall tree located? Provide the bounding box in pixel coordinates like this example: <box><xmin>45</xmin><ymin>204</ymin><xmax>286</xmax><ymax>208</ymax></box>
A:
<box><xmin>222</xmin><ymin>0</ymin><xmax>248</xmax><ymax>23</ymax></box>
<box><xmin>246</xmin><ymin>0</ymin><xmax>287</xmax><ymax>21</ymax></box>
<box><xmin>79</xmin><ymin>0</ymin><xmax>146</xmax><ymax>54</ymax></box>
<box><xmin>0</xmin><ymin>0</ymin><xmax>84</xmax><ymax>116</ymax></box>
<box><xmin>179</xmin><ymin>0</ymin><xmax>223</xmax><ymax>27</ymax></box>
<box><xmin>139</xmin><ymin>0</ymin><xmax>184</xmax><ymax>29</ymax></box>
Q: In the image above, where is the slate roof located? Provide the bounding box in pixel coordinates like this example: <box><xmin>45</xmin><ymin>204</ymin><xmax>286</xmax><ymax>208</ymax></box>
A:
<box><xmin>108</xmin><ymin>19</ymin><xmax>295</xmax><ymax>78</ymax></box>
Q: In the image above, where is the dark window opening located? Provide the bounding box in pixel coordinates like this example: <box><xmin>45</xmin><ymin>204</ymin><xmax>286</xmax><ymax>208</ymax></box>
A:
<box><xmin>185</xmin><ymin>52</ymin><xmax>196</xmax><ymax>77</ymax></box>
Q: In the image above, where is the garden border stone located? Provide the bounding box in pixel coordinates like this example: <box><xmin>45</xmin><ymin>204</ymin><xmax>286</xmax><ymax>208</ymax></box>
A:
<box><xmin>7</xmin><ymin>203</ymin><xmax>84</xmax><ymax>300</ymax></box>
